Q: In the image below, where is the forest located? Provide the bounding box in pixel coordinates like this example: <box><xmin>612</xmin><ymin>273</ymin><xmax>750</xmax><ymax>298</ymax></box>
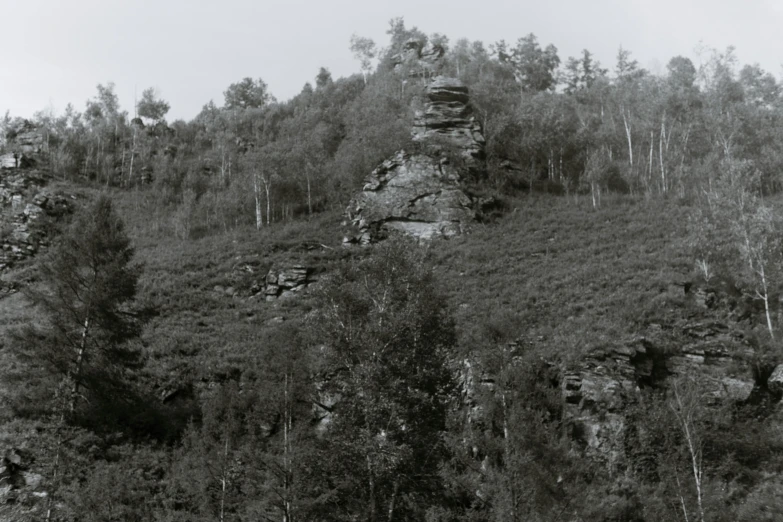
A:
<box><xmin>2</xmin><ymin>16</ymin><xmax>783</xmax><ymax>521</ymax></box>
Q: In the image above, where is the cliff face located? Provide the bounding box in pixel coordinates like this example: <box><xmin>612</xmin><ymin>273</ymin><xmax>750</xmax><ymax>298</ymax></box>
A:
<box><xmin>559</xmin><ymin>278</ymin><xmax>782</xmax><ymax>470</ymax></box>
<box><xmin>562</xmin><ymin>323</ymin><xmax>756</xmax><ymax>469</ymax></box>
<box><xmin>0</xmin><ymin>121</ymin><xmax>44</xmax><ymax>169</ymax></box>
<box><xmin>345</xmin><ymin>76</ymin><xmax>486</xmax><ymax>244</ymax></box>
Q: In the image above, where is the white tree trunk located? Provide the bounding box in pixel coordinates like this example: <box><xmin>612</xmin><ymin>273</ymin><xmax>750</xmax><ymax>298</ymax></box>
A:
<box><xmin>253</xmin><ymin>173</ymin><xmax>263</xmax><ymax>230</ymax></box>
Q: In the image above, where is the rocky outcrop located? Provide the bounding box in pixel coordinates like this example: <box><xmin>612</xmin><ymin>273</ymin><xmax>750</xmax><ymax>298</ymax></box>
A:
<box><xmin>768</xmin><ymin>364</ymin><xmax>783</xmax><ymax>395</ymax></box>
<box><xmin>345</xmin><ymin>151</ymin><xmax>474</xmax><ymax>244</ymax></box>
<box><xmin>411</xmin><ymin>77</ymin><xmax>485</xmax><ymax>166</ymax></box>
<box><xmin>13</xmin><ymin>124</ymin><xmax>44</xmax><ymax>155</ymax></box>
<box><xmin>392</xmin><ymin>38</ymin><xmax>445</xmax><ymax>77</ymax></box>
<box><xmin>0</xmin><ymin>447</ymin><xmax>43</xmax><ymax>505</ymax></box>
<box><xmin>345</xmin><ymin>76</ymin><xmax>486</xmax><ymax>244</ymax></box>
<box><xmin>2</xmin><ymin>121</ymin><xmax>44</xmax><ymax>170</ymax></box>
<box><xmin>563</xmin><ymin>318</ymin><xmax>757</xmax><ymax>469</ymax></box>
<box><xmin>0</xmin><ymin>170</ymin><xmax>74</xmax><ymax>272</ymax></box>
<box><xmin>259</xmin><ymin>265</ymin><xmax>313</xmax><ymax>300</ymax></box>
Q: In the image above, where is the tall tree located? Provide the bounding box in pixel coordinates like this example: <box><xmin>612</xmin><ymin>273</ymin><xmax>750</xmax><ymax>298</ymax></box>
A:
<box><xmin>349</xmin><ymin>34</ymin><xmax>377</xmax><ymax>85</ymax></box>
<box><xmin>494</xmin><ymin>34</ymin><xmax>560</xmax><ymax>92</ymax></box>
<box><xmin>137</xmin><ymin>87</ymin><xmax>171</xmax><ymax>124</ymax></box>
<box><xmin>304</xmin><ymin>241</ymin><xmax>457</xmax><ymax>521</ymax></box>
<box><xmin>16</xmin><ymin>196</ymin><xmax>143</xmax><ymax>416</ymax></box>
<box><xmin>224</xmin><ymin>77</ymin><xmax>273</xmax><ymax>110</ymax></box>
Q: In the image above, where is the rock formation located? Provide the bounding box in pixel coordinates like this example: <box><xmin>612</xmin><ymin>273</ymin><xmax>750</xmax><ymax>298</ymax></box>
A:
<box><xmin>1</xmin><ymin>121</ymin><xmax>44</xmax><ymax>170</ymax></box>
<box><xmin>559</xmin><ymin>279</ymin><xmax>772</xmax><ymax>470</ymax></box>
<box><xmin>0</xmin><ymin>169</ymin><xmax>73</xmax><ymax>272</ymax></box>
<box><xmin>392</xmin><ymin>38</ymin><xmax>445</xmax><ymax>78</ymax></box>
<box><xmin>562</xmin><ymin>324</ymin><xmax>755</xmax><ymax>469</ymax></box>
<box><xmin>261</xmin><ymin>264</ymin><xmax>313</xmax><ymax>300</ymax></box>
<box><xmin>345</xmin><ymin>76</ymin><xmax>486</xmax><ymax>244</ymax></box>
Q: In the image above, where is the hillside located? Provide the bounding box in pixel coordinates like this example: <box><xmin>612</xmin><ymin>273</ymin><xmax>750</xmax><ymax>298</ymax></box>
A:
<box><xmin>3</xmin><ymin>180</ymin><xmax>782</xmax><ymax>520</ymax></box>
<box><xmin>3</xmin><ymin>17</ymin><xmax>783</xmax><ymax>522</ymax></box>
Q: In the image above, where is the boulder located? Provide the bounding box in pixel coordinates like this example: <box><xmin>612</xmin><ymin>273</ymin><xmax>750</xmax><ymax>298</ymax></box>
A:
<box><xmin>769</xmin><ymin>364</ymin><xmax>783</xmax><ymax>395</ymax></box>
<box><xmin>0</xmin><ymin>153</ymin><xmax>18</xmax><ymax>169</ymax></box>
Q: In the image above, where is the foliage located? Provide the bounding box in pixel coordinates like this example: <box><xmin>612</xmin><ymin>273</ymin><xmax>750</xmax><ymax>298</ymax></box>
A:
<box><xmin>12</xmin><ymin>195</ymin><xmax>146</xmax><ymax>425</ymax></box>
<box><xmin>302</xmin><ymin>240</ymin><xmax>457</xmax><ymax>520</ymax></box>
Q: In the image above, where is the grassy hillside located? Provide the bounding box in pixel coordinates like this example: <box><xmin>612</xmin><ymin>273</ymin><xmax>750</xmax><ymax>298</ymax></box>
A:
<box><xmin>106</xmin><ymin>191</ymin><xmax>700</xmax><ymax>387</ymax></box>
<box><xmin>3</xmin><ymin>188</ymin><xmax>779</xmax><ymax>520</ymax></box>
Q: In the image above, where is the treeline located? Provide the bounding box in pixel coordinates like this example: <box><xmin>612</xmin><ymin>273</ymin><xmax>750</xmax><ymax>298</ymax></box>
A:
<box><xmin>3</xmin><ymin>18</ymin><xmax>782</xmax><ymax>236</ymax></box>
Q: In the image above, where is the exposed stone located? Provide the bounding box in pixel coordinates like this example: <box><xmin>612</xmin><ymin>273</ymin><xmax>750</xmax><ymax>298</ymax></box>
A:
<box><xmin>412</xmin><ymin>77</ymin><xmax>485</xmax><ymax>167</ymax></box>
<box><xmin>769</xmin><ymin>364</ymin><xmax>783</xmax><ymax>395</ymax></box>
<box><xmin>562</xmin><ymin>320</ymin><xmax>756</xmax><ymax>469</ymax></box>
<box><xmin>392</xmin><ymin>38</ymin><xmax>445</xmax><ymax>77</ymax></box>
<box><xmin>261</xmin><ymin>265</ymin><xmax>312</xmax><ymax>300</ymax></box>
<box><xmin>345</xmin><ymin>76</ymin><xmax>486</xmax><ymax>244</ymax></box>
<box><xmin>346</xmin><ymin>151</ymin><xmax>474</xmax><ymax>242</ymax></box>
<box><xmin>0</xmin><ymin>169</ymin><xmax>75</xmax><ymax>272</ymax></box>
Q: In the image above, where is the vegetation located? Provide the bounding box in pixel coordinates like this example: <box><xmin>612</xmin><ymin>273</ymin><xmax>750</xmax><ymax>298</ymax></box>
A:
<box><xmin>2</xmin><ymin>16</ymin><xmax>783</xmax><ymax>521</ymax></box>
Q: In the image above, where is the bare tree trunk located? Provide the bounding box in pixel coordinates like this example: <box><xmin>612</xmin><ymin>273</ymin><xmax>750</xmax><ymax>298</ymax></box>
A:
<box><xmin>674</xmin><ymin>473</ymin><xmax>691</xmax><ymax>522</ymax></box>
<box><xmin>262</xmin><ymin>176</ymin><xmax>272</xmax><ymax>226</ymax></box>
<box><xmin>672</xmin><ymin>383</ymin><xmax>705</xmax><ymax>522</ymax></box>
<box><xmin>69</xmin><ymin>316</ymin><xmax>90</xmax><ymax>413</ymax></box>
<box><xmin>220</xmin><ymin>436</ymin><xmax>228</xmax><ymax>522</ymax></box>
<box><xmin>757</xmin><ymin>264</ymin><xmax>775</xmax><ymax>339</ymax></box>
<box><xmin>283</xmin><ymin>371</ymin><xmax>292</xmax><ymax>522</ymax></box>
<box><xmin>387</xmin><ymin>480</ymin><xmax>400</xmax><ymax>522</ymax></box>
<box><xmin>621</xmin><ymin>106</ymin><xmax>633</xmax><ymax>167</ymax></box>
<box><xmin>307</xmin><ymin>174</ymin><xmax>312</xmax><ymax>218</ymax></box>
<box><xmin>367</xmin><ymin>456</ymin><xmax>376</xmax><ymax>522</ymax></box>
<box><xmin>253</xmin><ymin>173</ymin><xmax>263</xmax><ymax>230</ymax></box>
<box><xmin>660</xmin><ymin>119</ymin><xmax>667</xmax><ymax>194</ymax></box>
<box><xmin>500</xmin><ymin>388</ymin><xmax>518</xmax><ymax>522</ymax></box>
<box><xmin>648</xmin><ymin>131</ymin><xmax>654</xmax><ymax>190</ymax></box>
<box><xmin>129</xmin><ymin>125</ymin><xmax>137</xmax><ymax>187</ymax></box>
<box><xmin>44</xmin><ymin>416</ymin><xmax>65</xmax><ymax>522</ymax></box>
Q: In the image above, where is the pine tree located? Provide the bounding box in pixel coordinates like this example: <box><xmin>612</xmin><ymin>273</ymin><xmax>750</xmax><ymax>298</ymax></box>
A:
<box><xmin>14</xmin><ymin>195</ymin><xmax>143</xmax><ymax>420</ymax></box>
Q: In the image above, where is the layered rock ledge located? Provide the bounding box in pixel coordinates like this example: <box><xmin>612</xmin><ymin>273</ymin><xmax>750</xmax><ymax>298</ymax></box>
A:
<box><xmin>345</xmin><ymin>76</ymin><xmax>486</xmax><ymax>244</ymax></box>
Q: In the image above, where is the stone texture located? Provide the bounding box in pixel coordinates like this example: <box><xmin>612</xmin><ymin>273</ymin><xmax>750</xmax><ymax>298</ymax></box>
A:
<box><xmin>345</xmin><ymin>76</ymin><xmax>486</xmax><ymax>244</ymax></box>
<box><xmin>392</xmin><ymin>38</ymin><xmax>445</xmax><ymax>77</ymax></box>
<box><xmin>562</xmin><ymin>320</ymin><xmax>756</xmax><ymax>469</ymax></box>
<box><xmin>768</xmin><ymin>364</ymin><xmax>783</xmax><ymax>395</ymax></box>
<box><xmin>262</xmin><ymin>265</ymin><xmax>312</xmax><ymax>300</ymax></box>
<box><xmin>412</xmin><ymin>77</ymin><xmax>485</xmax><ymax>167</ymax></box>
<box><xmin>346</xmin><ymin>151</ymin><xmax>474</xmax><ymax>243</ymax></box>
<box><xmin>1</xmin><ymin>121</ymin><xmax>44</xmax><ymax>170</ymax></box>
<box><xmin>0</xmin><ymin>169</ymin><xmax>74</xmax><ymax>272</ymax></box>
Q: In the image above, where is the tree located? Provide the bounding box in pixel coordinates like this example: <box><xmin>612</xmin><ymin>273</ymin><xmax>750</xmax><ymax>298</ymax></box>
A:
<box><xmin>350</xmin><ymin>34</ymin><xmax>377</xmax><ymax>84</ymax></box>
<box><xmin>137</xmin><ymin>87</ymin><xmax>171</xmax><ymax>124</ymax></box>
<box><xmin>689</xmin><ymin>158</ymin><xmax>783</xmax><ymax>338</ymax></box>
<box><xmin>494</xmin><ymin>34</ymin><xmax>560</xmax><ymax>92</ymax></box>
<box><xmin>224</xmin><ymin>77</ymin><xmax>273</xmax><ymax>110</ymax></box>
<box><xmin>241</xmin><ymin>142</ymin><xmax>284</xmax><ymax>228</ymax></box>
<box><xmin>303</xmin><ymin>241</ymin><xmax>457</xmax><ymax>521</ymax></box>
<box><xmin>13</xmin><ymin>196</ymin><xmax>144</xmax><ymax>522</ymax></box>
<box><xmin>17</xmin><ymin>195</ymin><xmax>143</xmax><ymax>417</ymax></box>
<box><xmin>316</xmin><ymin>67</ymin><xmax>333</xmax><ymax>89</ymax></box>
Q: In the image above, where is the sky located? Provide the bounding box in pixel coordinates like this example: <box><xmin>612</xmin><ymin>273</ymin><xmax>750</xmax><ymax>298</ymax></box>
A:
<box><xmin>2</xmin><ymin>0</ymin><xmax>782</xmax><ymax>122</ymax></box>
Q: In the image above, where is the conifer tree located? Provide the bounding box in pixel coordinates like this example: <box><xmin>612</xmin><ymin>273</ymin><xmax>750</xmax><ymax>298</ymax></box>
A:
<box><xmin>15</xmin><ymin>195</ymin><xmax>143</xmax><ymax>419</ymax></box>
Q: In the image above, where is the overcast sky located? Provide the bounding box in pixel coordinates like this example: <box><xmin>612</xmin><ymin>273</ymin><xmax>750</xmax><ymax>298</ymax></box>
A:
<box><xmin>2</xmin><ymin>0</ymin><xmax>782</xmax><ymax>122</ymax></box>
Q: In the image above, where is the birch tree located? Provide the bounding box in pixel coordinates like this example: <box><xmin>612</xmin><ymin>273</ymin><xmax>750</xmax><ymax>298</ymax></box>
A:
<box><xmin>690</xmin><ymin>158</ymin><xmax>783</xmax><ymax>338</ymax></box>
<box><xmin>304</xmin><ymin>241</ymin><xmax>456</xmax><ymax>521</ymax></box>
